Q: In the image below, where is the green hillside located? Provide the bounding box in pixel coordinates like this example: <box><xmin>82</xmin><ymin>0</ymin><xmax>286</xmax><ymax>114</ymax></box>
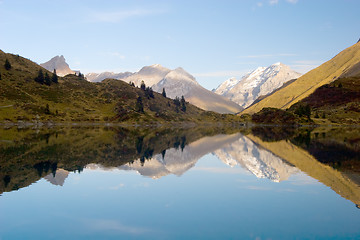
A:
<box><xmin>0</xmin><ymin>50</ymin><xmax>239</xmax><ymax>123</ymax></box>
<box><xmin>243</xmin><ymin>42</ymin><xmax>360</xmax><ymax>114</ymax></box>
<box><xmin>289</xmin><ymin>76</ymin><xmax>360</xmax><ymax>124</ymax></box>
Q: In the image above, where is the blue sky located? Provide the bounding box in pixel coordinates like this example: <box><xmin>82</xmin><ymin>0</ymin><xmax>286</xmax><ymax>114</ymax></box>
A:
<box><xmin>0</xmin><ymin>0</ymin><xmax>359</xmax><ymax>90</ymax></box>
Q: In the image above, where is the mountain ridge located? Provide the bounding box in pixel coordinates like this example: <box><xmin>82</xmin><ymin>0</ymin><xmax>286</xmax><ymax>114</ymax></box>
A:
<box><xmin>86</xmin><ymin>64</ymin><xmax>243</xmax><ymax>114</ymax></box>
<box><xmin>243</xmin><ymin>42</ymin><xmax>360</xmax><ymax>114</ymax></box>
<box><xmin>214</xmin><ymin>62</ymin><xmax>302</xmax><ymax>108</ymax></box>
<box><xmin>40</xmin><ymin>55</ymin><xmax>75</xmax><ymax>76</ymax></box>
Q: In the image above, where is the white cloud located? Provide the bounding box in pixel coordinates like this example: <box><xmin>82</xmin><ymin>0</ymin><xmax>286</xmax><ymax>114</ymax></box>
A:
<box><xmin>286</xmin><ymin>0</ymin><xmax>298</xmax><ymax>3</ymax></box>
<box><xmin>108</xmin><ymin>183</ymin><xmax>125</xmax><ymax>190</ymax></box>
<box><xmin>89</xmin><ymin>9</ymin><xmax>163</xmax><ymax>23</ymax></box>
<box><xmin>237</xmin><ymin>53</ymin><xmax>297</xmax><ymax>59</ymax></box>
<box><xmin>257</xmin><ymin>2</ymin><xmax>263</xmax><ymax>7</ymax></box>
<box><xmin>292</xmin><ymin>60</ymin><xmax>322</xmax><ymax>65</ymax></box>
<box><xmin>83</xmin><ymin>219</ymin><xmax>153</xmax><ymax>235</ymax></box>
<box><xmin>290</xmin><ymin>60</ymin><xmax>322</xmax><ymax>74</ymax></box>
<box><xmin>108</xmin><ymin>52</ymin><xmax>126</xmax><ymax>60</ymax></box>
<box><xmin>269</xmin><ymin>0</ymin><xmax>279</xmax><ymax>5</ymax></box>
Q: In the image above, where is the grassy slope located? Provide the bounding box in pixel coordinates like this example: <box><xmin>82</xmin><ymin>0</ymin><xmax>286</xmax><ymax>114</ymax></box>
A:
<box><xmin>243</xmin><ymin>42</ymin><xmax>360</xmax><ymax>114</ymax></box>
<box><xmin>289</xmin><ymin>76</ymin><xmax>360</xmax><ymax>124</ymax></box>
<box><xmin>0</xmin><ymin>50</ymin><xmax>239</xmax><ymax>123</ymax></box>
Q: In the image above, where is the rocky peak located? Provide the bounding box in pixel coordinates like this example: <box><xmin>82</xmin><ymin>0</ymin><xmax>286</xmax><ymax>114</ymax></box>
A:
<box><xmin>40</xmin><ymin>55</ymin><xmax>75</xmax><ymax>77</ymax></box>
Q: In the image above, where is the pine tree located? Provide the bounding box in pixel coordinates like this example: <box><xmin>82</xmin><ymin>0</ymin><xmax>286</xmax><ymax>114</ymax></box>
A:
<box><xmin>162</xmin><ymin>88</ymin><xmax>166</xmax><ymax>98</ymax></box>
<box><xmin>52</xmin><ymin>69</ymin><xmax>58</xmax><ymax>84</ymax></box>
<box><xmin>44</xmin><ymin>72</ymin><xmax>51</xmax><ymax>86</ymax></box>
<box><xmin>145</xmin><ymin>87</ymin><xmax>154</xmax><ymax>99</ymax></box>
<box><xmin>173</xmin><ymin>97</ymin><xmax>180</xmax><ymax>106</ymax></box>
<box><xmin>180</xmin><ymin>95</ymin><xmax>186</xmax><ymax>112</ymax></box>
<box><xmin>4</xmin><ymin>59</ymin><xmax>11</xmax><ymax>70</ymax></box>
<box><xmin>136</xmin><ymin>96</ymin><xmax>144</xmax><ymax>113</ymax></box>
<box><xmin>78</xmin><ymin>72</ymin><xmax>84</xmax><ymax>79</ymax></box>
<box><xmin>35</xmin><ymin>69</ymin><xmax>44</xmax><ymax>84</ymax></box>
<box><xmin>140</xmin><ymin>80</ymin><xmax>146</xmax><ymax>91</ymax></box>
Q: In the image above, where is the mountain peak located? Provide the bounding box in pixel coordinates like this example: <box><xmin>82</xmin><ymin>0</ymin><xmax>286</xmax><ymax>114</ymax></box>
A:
<box><xmin>40</xmin><ymin>55</ymin><xmax>75</xmax><ymax>77</ymax></box>
<box><xmin>243</xmin><ymin>41</ymin><xmax>360</xmax><ymax>114</ymax></box>
<box><xmin>215</xmin><ymin>63</ymin><xmax>302</xmax><ymax>108</ymax></box>
<box><xmin>150</xmin><ymin>63</ymin><xmax>163</xmax><ymax>68</ymax></box>
<box><xmin>272</xmin><ymin>62</ymin><xmax>282</xmax><ymax>66</ymax></box>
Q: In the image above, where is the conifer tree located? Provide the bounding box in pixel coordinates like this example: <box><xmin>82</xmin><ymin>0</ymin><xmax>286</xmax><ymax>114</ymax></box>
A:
<box><xmin>52</xmin><ymin>69</ymin><xmax>58</xmax><ymax>83</ymax></box>
<box><xmin>181</xmin><ymin>95</ymin><xmax>186</xmax><ymax>112</ymax></box>
<box><xmin>140</xmin><ymin>80</ymin><xmax>146</xmax><ymax>91</ymax></box>
<box><xmin>162</xmin><ymin>88</ymin><xmax>166</xmax><ymax>98</ymax></box>
<box><xmin>45</xmin><ymin>72</ymin><xmax>51</xmax><ymax>86</ymax></box>
<box><xmin>136</xmin><ymin>96</ymin><xmax>144</xmax><ymax>113</ymax></box>
<box><xmin>35</xmin><ymin>69</ymin><xmax>44</xmax><ymax>84</ymax></box>
<box><xmin>4</xmin><ymin>59</ymin><xmax>11</xmax><ymax>70</ymax></box>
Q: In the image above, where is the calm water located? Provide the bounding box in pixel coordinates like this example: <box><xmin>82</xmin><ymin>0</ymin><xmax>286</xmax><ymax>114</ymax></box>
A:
<box><xmin>0</xmin><ymin>126</ymin><xmax>359</xmax><ymax>239</ymax></box>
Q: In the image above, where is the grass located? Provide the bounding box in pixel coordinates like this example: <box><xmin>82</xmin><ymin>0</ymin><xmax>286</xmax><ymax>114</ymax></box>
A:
<box><xmin>289</xmin><ymin>76</ymin><xmax>360</xmax><ymax>124</ymax></box>
<box><xmin>0</xmin><ymin>50</ymin><xmax>241</xmax><ymax>123</ymax></box>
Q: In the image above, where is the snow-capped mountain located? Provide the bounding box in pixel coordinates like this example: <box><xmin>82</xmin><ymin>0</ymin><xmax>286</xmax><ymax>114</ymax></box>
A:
<box><xmin>214</xmin><ymin>63</ymin><xmax>302</xmax><ymax>108</ymax></box>
<box><xmin>40</xmin><ymin>55</ymin><xmax>76</xmax><ymax>77</ymax></box>
<box><xmin>213</xmin><ymin>133</ymin><xmax>298</xmax><ymax>182</ymax></box>
<box><xmin>86</xmin><ymin>71</ymin><xmax>133</xmax><ymax>82</ymax></box>
<box><xmin>121</xmin><ymin>64</ymin><xmax>243</xmax><ymax>114</ymax></box>
<box><xmin>124</xmin><ymin>64</ymin><xmax>171</xmax><ymax>87</ymax></box>
<box><xmin>214</xmin><ymin>77</ymin><xmax>241</xmax><ymax>96</ymax></box>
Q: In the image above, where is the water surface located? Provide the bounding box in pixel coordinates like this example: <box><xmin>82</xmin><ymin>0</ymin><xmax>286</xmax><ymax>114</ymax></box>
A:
<box><xmin>0</xmin><ymin>126</ymin><xmax>359</xmax><ymax>239</ymax></box>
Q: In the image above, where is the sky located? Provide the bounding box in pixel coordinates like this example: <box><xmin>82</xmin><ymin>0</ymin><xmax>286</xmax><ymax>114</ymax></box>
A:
<box><xmin>0</xmin><ymin>0</ymin><xmax>359</xmax><ymax>90</ymax></box>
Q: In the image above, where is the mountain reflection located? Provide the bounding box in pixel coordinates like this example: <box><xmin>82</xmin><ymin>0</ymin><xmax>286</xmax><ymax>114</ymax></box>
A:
<box><xmin>1</xmin><ymin>125</ymin><xmax>359</xmax><ymax>207</ymax></box>
<box><xmin>213</xmin><ymin>134</ymin><xmax>298</xmax><ymax>182</ymax></box>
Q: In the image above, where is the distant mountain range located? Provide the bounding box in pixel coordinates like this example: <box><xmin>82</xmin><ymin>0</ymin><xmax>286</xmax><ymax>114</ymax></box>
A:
<box><xmin>214</xmin><ymin>62</ymin><xmax>302</xmax><ymax>108</ymax></box>
<box><xmin>86</xmin><ymin>71</ymin><xmax>133</xmax><ymax>82</ymax></box>
<box><xmin>243</xmin><ymin>41</ymin><xmax>360</xmax><ymax>114</ymax></box>
<box><xmin>88</xmin><ymin>64</ymin><xmax>243</xmax><ymax>114</ymax></box>
<box><xmin>1</xmin><ymin>49</ymin><xmax>241</xmax><ymax>123</ymax></box>
<box><xmin>40</xmin><ymin>56</ymin><xmax>242</xmax><ymax>114</ymax></box>
<box><xmin>35</xmin><ymin>40</ymin><xmax>360</xmax><ymax>119</ymax></box>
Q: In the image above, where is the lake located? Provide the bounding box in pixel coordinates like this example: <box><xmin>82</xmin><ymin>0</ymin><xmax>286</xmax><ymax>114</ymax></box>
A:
<box><xmin>0</xmin><ymin>125</ymin><xmax>359</xmax><ymax>239</ymax></box>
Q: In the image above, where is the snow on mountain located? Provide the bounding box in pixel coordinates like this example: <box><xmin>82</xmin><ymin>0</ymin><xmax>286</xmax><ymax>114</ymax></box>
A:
<box><xmin>40</xmin><ymin>55</ymin><xmax>75</xmax><ymax>77</ymax></box>
<box><xmin>124</xmin><ymin>64</ymin><xmax>171</xmax><ymax>87</ymax></box>
<box><xmin>213</xmin><ymin>133</ymin><xmax>298</xmax><ymax>182</ymax></box>
<box><xmin>86</xmin><ymin>71</ymin><xmax>133</xmax><ymax>82</ymax></box>
<box><xmin>213</xmin><ymin>77</ymin><xmax>241</xmax><ymax>95</ymax></box>
<box><xmin>59</xmin><ymin>61</ymin><xmax>242</xmax><ymax>113</ymax></box>
<box><xmin>152</xmin><ymin>67</ymin><xmax>243</xmax><ymax>113</ymax></box>
<box><xmin>121</xmin><ymin>64</ymin><xmax>242</xmax><ymax>113</ymax></box>
<box><xmin>214</xmin><ymin>63</ymin><xmax>302</xmax><ymax>108</ymax></box>
<box><xmin>152</xmin><ymin>67</ymin><xmax>200</xmax><ymax>99</ymax></box>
